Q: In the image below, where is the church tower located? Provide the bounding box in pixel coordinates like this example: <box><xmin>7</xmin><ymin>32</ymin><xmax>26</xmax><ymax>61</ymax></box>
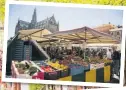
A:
<box><xmin>29</xmin><ymin>8</ymin><xmax>37</xmax><ymax>29</ymax></box>
<box><xmin>31</xmin><ymin>8</ymin><xmax>37</xmax><ymax>24</ymax></box>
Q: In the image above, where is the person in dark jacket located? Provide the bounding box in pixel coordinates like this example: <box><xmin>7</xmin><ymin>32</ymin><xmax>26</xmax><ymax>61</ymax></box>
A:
<box><xmin>112</xmin><ymin>47</ymin><xmax>120</xmax><ymax>76</ymax></box>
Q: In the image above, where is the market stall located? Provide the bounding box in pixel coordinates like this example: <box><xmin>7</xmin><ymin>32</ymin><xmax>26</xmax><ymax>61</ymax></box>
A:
<box><xmin>9</xmin><ymin>26</ymin><xmax>119</xmax><ymax>83</ymax></box>
<box><xmin>43</xmin><ymin>26</ymin><xmax>118</xmax><ymax>82</ymax></box>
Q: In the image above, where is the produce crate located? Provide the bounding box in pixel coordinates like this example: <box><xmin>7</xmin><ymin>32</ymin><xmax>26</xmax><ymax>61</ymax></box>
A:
<box><xmin>58</xmin><ymin>76</ymin><xmax>72</xmax><ymax>81</ymax></box>
<box><xmin>32</xmin><ymin>72</ymin><xmax>44</xmax><ymax>80</ymax></box>
<box><xmin>104</xmin><ymin>65</ymin><xmax>111</xmax><ymax>82</ymax></box>
<box><xmin>83</xmin><ymin>64</ymin><xmax>90</xmax><ymax>71</ymax></box>
<box><xmin>90</xmin><ymin>63</ymin><xmax>104</xmax><ymax>70</ymax></box>
<box><xmin>96</xmin><ymin>63</ymin><xmax>104</xmax><ymax>69</ymax></box>
<box><xmin>104</xmin><ymin>60</ymin><xmax>112</xmax><ymax>66</ymax></box>
<box><xmin>47</xmin><ymin>61</ymin><xmax>69</xmax><ymax>78</ymax></box>
<box><xmin>44</xmin><ymin>71</ymin><xmax>59</xmax><ymax>80</ymax></box>
<box><xmin>85</xmin><ymin>69</ymin><xmax>96</xmax><ymax>82</ymax></box>
<box><xmin>11</xmin><ymin>61</ymin><xmax>31</xmax><ymax>78</ymax></box>
<box><xmin>11</xmin><ymin>61</ymin><xmax>44</xmax><ymax>80</ymax></box>
<box><xmin>11</xmin><ymin>61</ymin><xmax>20</xmax><ymax>78</ymax></box>
<box><xmin>16</xmin><ymin>74</ymin><xmax>32</xmax><ymax>79</ymax></box>
<box><xmin>60</xmin><ymin>68</ymin><xmax>70</xmax><ymax>78</ymax></box>
<box><xmin>68</xmin><ymin>64</ymin><xmax>85</xmax><ymax>76</ymax></box>
<box><xmin>85</xmin><ymin>65</ymin><xmax>111</xmax><ymax>83</ymax></box>
<box><xmin>96</xmin><ymin>68</ymin><xmax>104</xmax><ymax>82</ymax></box>
<box><xmin>40</xmin><ymin>65</ymin><xmax>60</xmax><ymax>80</ymax></box>
<box><xmin>72</xmin><ymin>72</ymin><xmax>85</xmax><ymax>82</ymax></box>
<box><xmin>90</xmin><ymin>64</ymin><xmax>97</xmax><ymax>70</ymax></box>
<box><xmin>32</xmin><ymin>61</ymin><xmax>60</xmax><ymax>80</ymax></box>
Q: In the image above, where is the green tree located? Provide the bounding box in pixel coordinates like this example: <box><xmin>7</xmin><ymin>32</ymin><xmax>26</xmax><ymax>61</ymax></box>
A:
<box><xmin>21</xmin><ymin>0</ymin><xmax>126</xmax><ymax>5</ymax></box>
<box><xmin>42</xmin><ymin>0</ymin><xmax>126</xmax><ymax>5</ymax></box>
<box><xmin>0</xmin><ymin>0</ymin><xmax>5</xmax><ymax>26</ymax></box>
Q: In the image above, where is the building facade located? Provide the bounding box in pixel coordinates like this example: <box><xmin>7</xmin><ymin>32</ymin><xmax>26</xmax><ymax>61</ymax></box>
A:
<box><xmin>109</xmin><ymin>28</ymin><xmax>122</xmax><ymax>41</ymax></box>
<box><xmin>94</xmin><ymin>23</ymin><xmax>122</xmax><ymax>42</ymax></box>
<box><xmin>15</xmin><ymin>8</ymin><xmax>59</xmax><ymax>34</ymax></box>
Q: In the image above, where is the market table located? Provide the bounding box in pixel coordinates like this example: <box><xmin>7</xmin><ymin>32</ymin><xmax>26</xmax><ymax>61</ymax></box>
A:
<box><xmin>11</xmin><ymin>59</ymin><xmax>112</xmax><ymax>83</ymax></box>
<box><xmin>58</xmin><ymin>60</ymin><xmax>112</xmax><ymax>83</ymax></box>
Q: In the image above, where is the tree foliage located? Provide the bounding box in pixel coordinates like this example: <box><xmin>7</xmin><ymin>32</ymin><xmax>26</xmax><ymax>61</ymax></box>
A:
<box><xmin>0</xmin><ymin>0</ymin><xmax>5</xmax><ymax>25</ymax></box>
<box><xmin>22</xmin><ymin>0</ymin><xmax>126</xmax><ymax>5</ymax></box>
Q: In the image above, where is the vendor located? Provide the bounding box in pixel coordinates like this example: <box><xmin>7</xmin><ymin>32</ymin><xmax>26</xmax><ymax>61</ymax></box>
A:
<box><xmin>107</xmin><ymin>49</ymin><xmax>112</xmax><ymax>60</ymax></box>
<box><xmin>112</xmin><ymin>47</ymin><xmax>120</xmax><ymax>76</ymax></box>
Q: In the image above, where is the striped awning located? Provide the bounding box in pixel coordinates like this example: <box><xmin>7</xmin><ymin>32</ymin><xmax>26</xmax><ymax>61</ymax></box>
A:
<box><xmin>43</xmin><ymin>26</ymin><xmax>120</xmax><ymax>44</ymax></box>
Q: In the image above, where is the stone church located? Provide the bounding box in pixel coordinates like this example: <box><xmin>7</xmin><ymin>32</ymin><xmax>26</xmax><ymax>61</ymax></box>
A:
<box><xmin>15</xmin><ymin>8</ymin><xmax>59</xmax><ymax>34</ymax></box>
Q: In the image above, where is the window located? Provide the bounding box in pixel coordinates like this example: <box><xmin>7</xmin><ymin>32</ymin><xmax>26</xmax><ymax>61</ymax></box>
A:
<box><xmin>111</xmin><ymin>32</ymin><xmax>113</xmax><ymax>35</ymax></box>
<box><xmin>117</xmin><ymin>32</ymin><xmax>120</xmax><ymax>35</ymax></box>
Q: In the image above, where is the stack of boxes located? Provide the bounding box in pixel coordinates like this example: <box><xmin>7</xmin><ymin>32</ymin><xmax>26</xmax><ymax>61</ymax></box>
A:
<box><xmin>24</xmin><ymin>45</ymin><xmax>32</xmax><ymax>60</ymax></box>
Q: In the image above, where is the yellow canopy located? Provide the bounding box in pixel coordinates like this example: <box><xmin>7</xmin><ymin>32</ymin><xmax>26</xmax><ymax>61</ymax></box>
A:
<box><xmin>18</xmin><ymin>29</ymin><xmax>52</xmax><ymax>42</ymax></box>
<box><xmin>44</xmin><ymin>26</ymin><xmax>120</xmax><ymax>44</ymax></box>
<box><xmin>17</xmin><ymin>26</ymin><xmax>120</xmax><ymax>44</ymax></box>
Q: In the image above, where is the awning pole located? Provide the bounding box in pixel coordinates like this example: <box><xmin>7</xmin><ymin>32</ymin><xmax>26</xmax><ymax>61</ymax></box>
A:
<box><xmin>84</xmin><ymin>28</ymin><xmax>87</xmax><ymax>60</ymax></box>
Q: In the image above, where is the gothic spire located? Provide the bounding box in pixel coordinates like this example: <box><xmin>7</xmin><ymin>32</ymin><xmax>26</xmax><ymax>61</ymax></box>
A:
<box><xmin>31</xmin><ymin>8</ymin><xmax>37</xmax><ymax>24</ymax></box>
<box><xmin>17</xmin><ymin>18</ymin><xmax>20</xmax><ymax>26</ymax></box>
<box><xmin>50</xmin><ymin>14</ymin><xmax>56</xmax><ymax>24</ymax></box>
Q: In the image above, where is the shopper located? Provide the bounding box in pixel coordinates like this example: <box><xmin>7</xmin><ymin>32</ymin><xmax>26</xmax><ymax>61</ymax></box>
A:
<box><xmin>107</xmin><ymin>49</ymin><xmax>112</xmax><ymax>60</ymax></box>
<box><xmin>112</xmin><ymin>47</ymin><xmax>120</xmax><ymax>76</ymax></box>
<box><xmin>98</xmin><ymin>49</ymin><xmax>104</xmax><ymax>59</ymax></box>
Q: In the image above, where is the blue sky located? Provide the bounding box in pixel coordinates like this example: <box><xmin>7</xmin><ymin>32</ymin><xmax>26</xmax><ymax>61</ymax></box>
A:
<box><xmin>8</xmin><ymin>4</ymin><xmax>123</xmax><ymax>39</ymax></box>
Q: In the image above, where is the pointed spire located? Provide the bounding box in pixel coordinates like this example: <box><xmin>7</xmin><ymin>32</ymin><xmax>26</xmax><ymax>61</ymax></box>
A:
<box><xmin>50</xmin><ymin>14</ymin><xmax>56</xmax><ymax>24</ymax></box>
<box><xmin>17</xmin><ymin>18</ymin><xmax>20</xmax><ymax>25</ymax></box>
<box><xmin>52</xmin><ymin>14</ymin><xmax>54</xmax><ymax>17</ymax></box>
<box><xmin>31</xmin><ymin>8</ymin><xmax>37</xmax><ymax>24</ymax></box>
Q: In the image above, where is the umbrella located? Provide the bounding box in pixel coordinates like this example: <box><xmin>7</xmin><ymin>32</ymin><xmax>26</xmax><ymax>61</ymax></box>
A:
<box><xmin>18</xmin><ymin>29</ymin><xmax>52</xmax><ymax>42</ymax></box>
<box><xmin>44</xmin><ymin>26</ymin><xmax>120</xmax><ymax>59</ymax></box>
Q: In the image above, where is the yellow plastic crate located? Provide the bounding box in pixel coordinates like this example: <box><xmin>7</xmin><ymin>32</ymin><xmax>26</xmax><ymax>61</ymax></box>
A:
<box><xmin>58</xmin><ymin>76</ymin><xmax>72</xmax><ymax>81</ymax></box>
<box><xmin>85</xmin><ymin>69</ymin><xmax>96</xmax><ymax>82</ymax></box>
<box><xmin>104</xmin><ymin>60</ymin><xmax>112</xmax><ymax>63</ymax></box>
<box><xmin>104</xmin><ymin>65</ymin><xmax>111</xmax><ymax>82</ymax></box>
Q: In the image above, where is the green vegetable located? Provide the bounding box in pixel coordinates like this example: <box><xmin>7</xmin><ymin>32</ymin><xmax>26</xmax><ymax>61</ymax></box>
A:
<box><xmin>29</xmin><ymin>66</ymin><xmax>38</xmax><ymax>76</ymax></box>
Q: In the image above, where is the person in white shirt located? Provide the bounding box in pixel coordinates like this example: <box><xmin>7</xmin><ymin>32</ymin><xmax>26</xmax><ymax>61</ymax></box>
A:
<box><xmin>107</xmin><ymin>49</ymin><xmax>112</xmax><ymax>60</ymax></box>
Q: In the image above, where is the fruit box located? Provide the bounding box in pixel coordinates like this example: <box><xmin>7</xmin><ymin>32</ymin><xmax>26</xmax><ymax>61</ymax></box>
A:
<box><xmin>97</xmin><ymin>63</ymin><xmax>104</xmax><ymax>69</ymax></box>
<box><xmin>31</xmin><ymin>61</ymin><xmax>60</xmax><ymax>80</ymax></box>
<box><xmin>90</xmin><ymin>64</ymin><xmax>97</xmax><ymax>70</ymax></box>
<box><xmin>90</xmin><ymin>63</ymin><xmax>104</xmax><ymax>70</ymax></box>
<box><xmin>68</xmin><ymin>64</ymin><xmax>85</xmax><ymax>76</ymax></box>
<box><xmin>11</xmin><ymin>61</ymin><xmax>44</xmax><ymax>80</ymax></box>
<box><xmin>39</xmin><ymin>65</ymin><xmax>60</xmax><ymax>80</ymax></box>
<box><xmin>73</xmin><ymin>60</ymin><xmax>90</xmax><ymax>71</ymax></box>
<box><xmin>11</xmin><ymin>61</ymin><xmax>31</xmax><ymax>78</ymax></box>
<box><xmin>47</xmin><ymin>61</ymin><xmax>70</xmax><ymax>78</ymax></box>
<box><xmin>60</xmin><ymin>68</ymin><xmax>70</xmax><ymax>78</ymax></box>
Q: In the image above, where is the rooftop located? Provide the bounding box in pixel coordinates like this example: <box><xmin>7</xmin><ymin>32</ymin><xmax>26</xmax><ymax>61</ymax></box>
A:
<box><xmin>93</xmin><ymin>24</ymin><xmax>116</xmax><ymax>33</ymax></box>
<box><xmin>109</xmin><ymin>28</ymin><xmax>122</xmax><ymax>32</ymax></box>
